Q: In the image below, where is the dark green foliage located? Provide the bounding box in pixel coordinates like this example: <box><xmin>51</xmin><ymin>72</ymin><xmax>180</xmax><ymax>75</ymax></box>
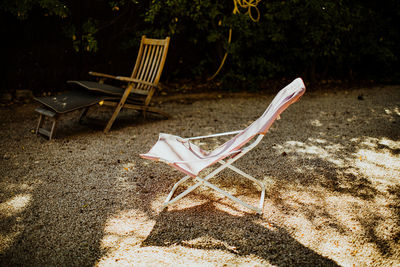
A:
<box><xmin>1</xmin><ymin>0</ymin><xmax>400</xmax><ymax>92</ymax></box>
<box><xmin>0</xmin><ymin>0</ymin><xmax>69</xmax><ymax>19</ymax></box>
<box><xmin>143</xmin><ymin>0</ymin><xmax>400</xmax><ymax>86</ymax></box>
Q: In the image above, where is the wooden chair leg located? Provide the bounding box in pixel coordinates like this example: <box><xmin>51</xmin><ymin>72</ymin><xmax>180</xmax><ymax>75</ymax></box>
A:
<box><xmin>104</xmin><ymin>103</ymin><xmax>123</xmax><ymax>133</ymax></box>
<box><xmin>104</xmin><ymin>85</ymin><xmax>132</xmax><ymax>133</ymax></box>
<box><xmin>142</xmin><ymin>89</ymin><xmax>155</xmax><ymax>119</ymax></box>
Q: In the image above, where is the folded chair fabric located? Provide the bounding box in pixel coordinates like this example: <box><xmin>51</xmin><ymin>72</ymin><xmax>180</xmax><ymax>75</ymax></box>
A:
<box><xmin>140</xmin><ymin>78</ymin><xmax>306</xmax><ymax>214</ymax></box>
<box><xmin>65</xmin><ymin>81</ymin><xmax>148</xmax><ymax>106</ymax></box>
<box><xmin>67</xmin><ymin>81</ymin><xmax>126</xmax><ymax>96</ymax></box>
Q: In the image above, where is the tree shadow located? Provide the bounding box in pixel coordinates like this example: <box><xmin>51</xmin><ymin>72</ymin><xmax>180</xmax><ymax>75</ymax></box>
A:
<box><xmin>142</xmin><ymin>203</ymin><xmax>338</xmax><ymax>266</ymax></box>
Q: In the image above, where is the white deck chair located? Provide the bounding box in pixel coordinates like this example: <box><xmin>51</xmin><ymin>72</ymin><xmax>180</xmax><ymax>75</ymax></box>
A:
<box><xmin>140</xmin><ymin>78</ymin><xmax>306</xmax><ymax>214</ymax></box>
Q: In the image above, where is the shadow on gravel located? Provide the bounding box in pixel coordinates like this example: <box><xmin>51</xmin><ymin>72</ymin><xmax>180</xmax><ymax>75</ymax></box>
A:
<box><xmin>0</xmin><ymin>86</ymin><xmax>399</xmax><ymax>266</ymax></box>
<box><xmin>142</xmin><ymin>204</ymin><xmax>338</xmax><ymax>266</ymax></box>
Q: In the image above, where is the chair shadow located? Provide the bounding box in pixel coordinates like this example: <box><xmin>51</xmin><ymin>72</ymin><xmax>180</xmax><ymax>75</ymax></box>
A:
<box><xmin>142</xmin><ymin>203</ymin><xmax>339</xmax><ymax>266</ymax></box>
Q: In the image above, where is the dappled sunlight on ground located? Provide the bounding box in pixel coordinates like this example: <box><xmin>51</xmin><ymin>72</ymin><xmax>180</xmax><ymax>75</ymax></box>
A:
<box><xmin>279</xmin><ymin>138</ymin><xmax>346</xmax><ymax>166</ymax></box>
<box><xmin>0</xmin><ymin>194</ymin><xmax>32</xmax><ymax>218</ymax></box>
<box><xmin>79</xmin><ymin>86</ymin><xmax>400</xmax><ymax>266</ymax></box>
<box><xmin>0</xmin><ymin>173</ymin><xmax>39</xmax><ymax>256</ymax></box>
<box><xmin>0</xmin><ymin>194</ymin><xmax>32</xmax><ymax>254</ymax></box>
<box><xmin>355</xmin><ymin>137</ymin><xmax>400</xmax><ymax>187</ymax></box>
<box><xmin>94</xmin><ymin>128</ymin><xmax>400</xmax><ymax>265</ymax></box>
<box><xmin>97</xmin><ymin>210</ymin><xmax>156</xmax><ymax>264</ymax></box>
<box><xmin>263</xmin><ymin>181</ymin><xmax>399</xmax><ymax>265</ymax></box>
<box><xmin>0</xmin><ymin>85</ymin><xmax>399</xmax><ymax>265</ymax></box>
<box><xmin>261</xmin><ymin>126</ymin><xmax>400</xmax><ymax>266</ymax></box>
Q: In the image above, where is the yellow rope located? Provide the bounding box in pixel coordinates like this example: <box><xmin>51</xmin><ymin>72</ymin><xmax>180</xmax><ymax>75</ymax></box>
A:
<box><xmin>233</xmin><ymin>0</ymin><xmax>261</xmax><ymax>22</ymax></box>
<box><xmin>208</xmin><ymin>0</ymin><xmax>261</xmax><ymax>81</ymax></box>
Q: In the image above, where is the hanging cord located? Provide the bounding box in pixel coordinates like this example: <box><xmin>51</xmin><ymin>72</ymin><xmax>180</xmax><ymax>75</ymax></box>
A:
<box><xmin>208</xmin><ymin>0</ymin><xmax>261</xmax><ymax>81</ymax></box>
<box><xmin>233</xmin><ymin>0</ymin><xmax>261</xmax><ymax>22</ymax></box>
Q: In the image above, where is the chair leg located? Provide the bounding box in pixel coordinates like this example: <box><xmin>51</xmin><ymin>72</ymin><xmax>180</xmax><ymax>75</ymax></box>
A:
<box><xmin>163</xmin><ymin>160</ymin><xmax>232</xmax><ymax>207</ymax></box>
<box><xmin>226</xmin><ymin>163</ymin><xmax>265</xmax><ymax>212</ymax></box>
<box><xmin>104</xmin><ymin>85</ymin><xmax>133</xmax><ymax>133</ymax></box>
<box><xmin>104</xmin><ymin>105</ymin><xmax>122</xmax><ymax>133</ymax></box>
<box><xmin>36</xmin><ymin>114</ymin><xmax>44</xmax><ymax>136</ymax></box>
<box><xmin>163</xmin><ymin>161</ymin><xmax>265</xmax><ymax>214</ymax></box>
<box><xmin>195</xmin><ymin>176</ymin><xmax>263</xmax><ymax>214</ymax></box>
<box><xmin>49</xmin><ymin>117</ymin><xmax>58</xmax><ymax>141</ymax></box>
<box><xmin>35</xmin><ymin>107</ymin><xmax>58</xmax><ymax>140</ymax></box>
<box><xmin>163</xmin><ymin>175</ymin><xmax>191</xmax><ymax>207</ymax></box>
<box><xmin>142</xmin><ymin>109</ymin><xmax>147</xmax><ymax>119</ymax></box>
<box><xmin>79</xmin><ymin>107</ymin><xmax>89</xmax><ymax>124</ymax></box>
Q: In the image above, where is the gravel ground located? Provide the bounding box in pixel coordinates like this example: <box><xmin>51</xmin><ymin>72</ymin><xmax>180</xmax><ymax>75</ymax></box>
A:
<box><xmin>0</xmin><ymin>84</ymin><xmax>399</xmax><ymax>266</ymax></box>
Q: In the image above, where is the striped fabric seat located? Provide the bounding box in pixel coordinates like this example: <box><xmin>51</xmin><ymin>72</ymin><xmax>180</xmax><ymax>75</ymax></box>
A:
<box><xmin>140</xmin><ymin>78</ymin><xmax>306</xmax><ymax>214</ymax></box>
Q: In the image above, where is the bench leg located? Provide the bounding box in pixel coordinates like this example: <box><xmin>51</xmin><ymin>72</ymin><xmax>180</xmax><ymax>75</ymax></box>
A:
<box><xmin>36</xmin><ymin>114</ymin><xmax>44</xmax><ymax>136</ymax></box>
<box><xmin>35</xmin><ymin>107</ymin><xmax>59</xmax><ymax>140</ymax></box>
<box><xmin>79</xmin><ymin>107</ymin><xmax>89</xmax><ymax>124</ymax></box>
<box><xmin>49</xmin><ymin>117</ymin><xmax>58</xmax><ymax>140</ymax></box>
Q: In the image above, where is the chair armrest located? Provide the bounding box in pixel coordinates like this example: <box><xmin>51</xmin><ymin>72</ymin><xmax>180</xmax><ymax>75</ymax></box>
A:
<box><xmin>115</xmin><ymin>76</ymin><xmax>156</xmax><ymax>88</ymax></box>
<box><xmin>88</xmin><ymin>72</ymin><xmax>156</xmax><ymax>88</ymax></box>
<box><xmin>88</xmin><ymin>71</ymin><xmax>118</xmax><ymax>79</ymax></box>
<box><xmin>186</xmin><ymin>130</ymin><xmax>243</xmax><ymax>141</ymax></box>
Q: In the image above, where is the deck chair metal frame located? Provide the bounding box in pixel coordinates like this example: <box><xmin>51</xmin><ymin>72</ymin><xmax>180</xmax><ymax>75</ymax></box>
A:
<box><xmin>79</xmin><ymin>35</ymin><xmax>171</xmax><ymax>133</ymax></box>
<box><xmin>141</xmin><ymin>78</ymin><xmax>306</xmax><ymax>214</ymax></box>
<box><xmin>163</xmin><ymin>132</ymin><xmax>266</xmax><ymax>214</ymax></box>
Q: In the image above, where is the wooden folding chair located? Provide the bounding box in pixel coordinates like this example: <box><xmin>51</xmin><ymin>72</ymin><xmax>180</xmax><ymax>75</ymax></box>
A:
<box><xmin>34</xmin><ymin>36</ymin><xmax>170</xmax><ymax>139</ymax></box>
<box><xmin>69</xmin><ymin>35</ymin><xmax>171</xmax><ymax>133</ymax></box>
<box><xmin>140</xmin><ymin>78</ymin><xmax>306</xmax><ymax>214</ymax></box>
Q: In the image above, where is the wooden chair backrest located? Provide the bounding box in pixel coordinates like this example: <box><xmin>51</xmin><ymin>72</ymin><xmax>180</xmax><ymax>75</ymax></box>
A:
<box><xmin>130</xmin><ymin>36</ymin><xmax>170</xmax><ymax>95</ymax></box>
